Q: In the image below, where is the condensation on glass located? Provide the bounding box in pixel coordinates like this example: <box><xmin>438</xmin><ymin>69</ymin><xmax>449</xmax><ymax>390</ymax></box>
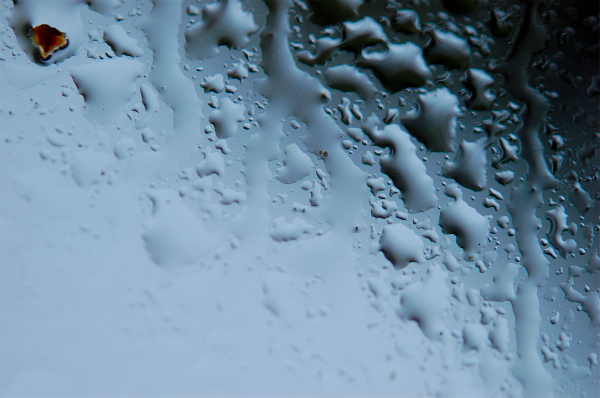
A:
<box><xmin>1</xmin><ymin>0</ymin><xmax>598</xmax><ymax>396</ymax></box>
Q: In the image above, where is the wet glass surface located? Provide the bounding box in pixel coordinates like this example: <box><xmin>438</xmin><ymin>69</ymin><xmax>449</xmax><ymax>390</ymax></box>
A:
<box><xmin>1</xmin><ymin>0</ymin><xmax>598</xmax><ymax>396</ymax></box>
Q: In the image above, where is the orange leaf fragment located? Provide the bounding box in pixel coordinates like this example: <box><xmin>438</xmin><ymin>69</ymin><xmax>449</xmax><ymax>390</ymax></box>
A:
<box><xmin>29</xmin><ymin>24</ymin><xmax>69</xmax><ymax>61</ymax></box>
